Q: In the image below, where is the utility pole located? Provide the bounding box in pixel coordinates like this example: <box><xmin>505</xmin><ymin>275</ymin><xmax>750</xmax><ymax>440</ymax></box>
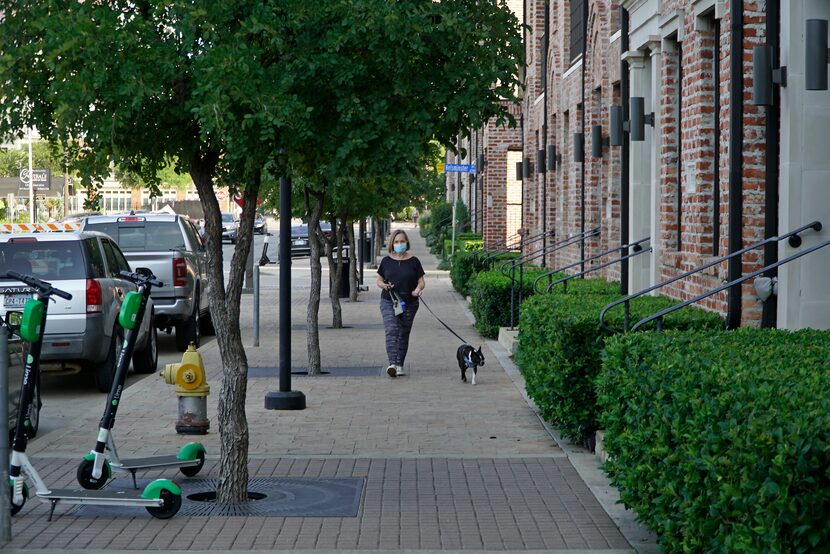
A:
<box><xmin>28</xmin><ymin>128</ymin><xmax>35</xmax><ymax>223</ymax></box>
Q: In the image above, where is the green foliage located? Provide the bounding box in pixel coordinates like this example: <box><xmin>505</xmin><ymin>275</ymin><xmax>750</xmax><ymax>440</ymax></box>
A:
<box><xmin>516</xmin><ymin>292</ymin><xmax>722</xmax><ymax>442</ymax></box>
<box><xmin>443</xmin><ymin>238</ymin><xmax>483</xmax><ymax>256</ymax></box>
<box><xmin>0</xmin><ymin>141</ymin><xmax>67</xmax><ymax>178</ymax></box>
<box><xmin>598</xmin><ymin>329</ymin><xmax>830</xmax><ymax>552</ymax></box>
<box><xmin>468</xmin><ymin>267</ymin><xmax>551</xmax><ymax>338</ymax></box>
<box><xmin>451</xmin><ymin>249</ymin><xmax>521</xmax><ymax>297</ymax></box>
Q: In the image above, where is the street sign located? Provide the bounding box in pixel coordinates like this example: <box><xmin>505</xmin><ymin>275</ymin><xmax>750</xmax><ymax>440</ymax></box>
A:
<box><xmin>215</xmin><ymin>189</ymin><xmax>228</xmax><ymax>201</ymax></box>
<box><xmin>18</xmin><ymin>168</ymin><xmax>51</xmax><ymax>191</ymax></box>
<box><xmin>444</xmin><ymin>164</ymin><xmax>476</xmax><ymax>173</ymax></box>
<box><xmin>436</xmin><ymin>163</ymin><xmax>445</xmax><ymax>173</ymax></box>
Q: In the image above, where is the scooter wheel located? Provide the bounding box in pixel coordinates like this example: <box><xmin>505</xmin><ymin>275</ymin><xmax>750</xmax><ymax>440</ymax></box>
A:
<box><xmin>9</xmin><ymin>481</ymin><xmax>28</xmax><ymax>516</ymax></box>
<box><xmin>76</xmin><ymin>458</ymin><xmax>111</xmax><ymax>490</ymax></box>
<box><xmin>179</xmin><ymin>450</ymin><xmax>205</xmax><ymax>477</ymax></box>
<box><xmin>146</xmin><ymin>489</ymin><xmax>182</xmax><ymax>519</ymax></box>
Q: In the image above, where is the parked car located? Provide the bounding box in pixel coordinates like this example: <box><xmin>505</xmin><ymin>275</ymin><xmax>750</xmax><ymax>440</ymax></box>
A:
<box><xmin>221</xmin><ymin>212</ymin><xmax>238</xmax><ymax>244</ymax></box>
<box><xmin>254</xmin><ymin>213</ymin><xmax>268</xmax><ymax>235</ymax></box>
<box><xmin>5</xmin><ymin>330</ymin><xmax>40</xmax><ymax>445</ymax></box>
<box><xmin>0</xmin><ymin>231</ymin><xmax>157</xmax><ymax>392</ymax></box>
<box><xmin>287</xmin><ymin>221</ymin><xmax>336</xmax><ymax>257</ymax></box>
<box><xmin>80</xmin><ymin>213</ymin><xmax>212</xmax><ymax>352</ymax></box>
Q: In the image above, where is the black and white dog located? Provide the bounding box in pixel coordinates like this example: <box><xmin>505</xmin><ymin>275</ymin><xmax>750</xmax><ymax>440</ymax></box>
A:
<box><xmin>456</xmin><ymin>344</ymin><xmax>485</xmax><ymax>385</ymax></box>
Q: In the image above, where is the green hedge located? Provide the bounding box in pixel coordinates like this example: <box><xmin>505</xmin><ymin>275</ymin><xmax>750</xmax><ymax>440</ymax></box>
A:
<box><xmin>469</xmin><ymin>267</ymin><xmax>549</xmax><ymax>338</ymax></box>
<box><xmin>443</xmin><ymin>238</ymin><xmax>483</xmax><ymax>256</ymax></box>
<box><xmin>451</xmin><ymin>250</ymin><xmax>521</xmax><ymax>297</ymax></box>
<box><xmin>516</xmin><ymin>292</ymin><xmax>722</xmax><ymax>443</ymax></box>
<box><xmin>598</xmin><ymin>329</ymin><xmax>830</xmax><ymax>552</ymax></box>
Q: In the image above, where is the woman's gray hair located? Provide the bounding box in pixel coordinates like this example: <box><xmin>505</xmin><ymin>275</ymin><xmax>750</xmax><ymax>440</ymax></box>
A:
<box><xmin>387</xmin><ymin>229</ymin><xmax>411</xmax><ymax>253</ymax></box>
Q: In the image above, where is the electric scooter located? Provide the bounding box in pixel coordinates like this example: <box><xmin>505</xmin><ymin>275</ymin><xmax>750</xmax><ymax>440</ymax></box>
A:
<box><xmin>5</xmin><ymin>270</ymin><xmax>182</xmax><ymax>520</ymax></box>
<box><xmin>75</xmin><ymin>269</ymin><xmax>206</xmax><ymax>490</ymax></box>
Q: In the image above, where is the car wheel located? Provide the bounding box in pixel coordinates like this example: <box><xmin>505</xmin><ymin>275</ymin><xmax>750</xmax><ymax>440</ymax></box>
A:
<box><xmin>133</xmin><ymin>324</ymin><xmax>158</xmax><ymax>374</ymax></box>
<box><xmin>200</xmin><ymin>308</ymin><xmax>215</xmax><ymax>336</ymax></box>
<box><xmin>175</xmin><ymin>299</ymin><xmax>200</xmax><ymax>352</ymax></box>
<box><xmin>93</xmin><ymin>328</ymin><xmax>122</xmax><ymax>393</ymax></box>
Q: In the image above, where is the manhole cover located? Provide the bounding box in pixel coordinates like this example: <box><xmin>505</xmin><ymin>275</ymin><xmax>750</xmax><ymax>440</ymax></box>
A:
<box><xmin>70</xmin><ymin>477</ymin><xmax>365</xmax><ymax>517</ymax></box>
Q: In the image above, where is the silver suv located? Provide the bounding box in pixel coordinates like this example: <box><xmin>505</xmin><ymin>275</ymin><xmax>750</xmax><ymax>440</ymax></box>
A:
<box><xmin>0</xmin><ymin>232</ymin><xmax>157</xmax><ymax>392</ymax></box>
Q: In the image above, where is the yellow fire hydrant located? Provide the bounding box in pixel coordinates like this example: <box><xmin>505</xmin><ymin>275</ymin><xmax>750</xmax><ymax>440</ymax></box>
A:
<box><xmin>161</xmin><ymin>343</ymin><xmax>210</xmax><ymax>435</ymax></box>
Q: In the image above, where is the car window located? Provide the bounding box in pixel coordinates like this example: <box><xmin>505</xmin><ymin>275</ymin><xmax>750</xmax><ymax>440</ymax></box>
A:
<box><xmin>101</xmin><ymin>238</ymin><xmax>131</xmax><ymax>276</ymax></box>
<box><xmin>0</xmin><ymin>239</ymin><xmax>87</xmax><ymax>281</ymax></box>
<box><xmin>84</xmin><ymin>238</ymin><xmax>106</xmax><ymax>278</ymax></box>
<box><xmin>181</xmin><ymin>220</ymin><xmax>199</xmax><ymax>250</ymax></box>
<box><xmin>84</xmin><ymin>221</ymin><xmax>186</xmax><ymax>252</ymax></box>
<box><xmin>111</xmin><ymin>243</ymin><xmax>133</xmax><ymax>273</ymax></box>
<box><xmin>222</xmin><ymin>213</ymin><xmax>235</xmax><ymax>223</ymax></box>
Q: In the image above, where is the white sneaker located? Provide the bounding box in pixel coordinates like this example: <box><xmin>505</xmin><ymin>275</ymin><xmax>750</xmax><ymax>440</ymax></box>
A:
<box><xmin>386</xmin><ymin>364</ymin><xmax>397</xmax><ymax>378</ymax></box>
<box><xmin>395</xmin><ymin>365</ymin><xmax>405</xmax><ymax>376</ymax></box>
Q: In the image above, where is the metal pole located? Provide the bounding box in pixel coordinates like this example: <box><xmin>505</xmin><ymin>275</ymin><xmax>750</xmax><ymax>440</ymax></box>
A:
<box><xmin>28</xmin><ymin>129</ymin><xmax>34</xmax><ymax>224</ymax></box>
<box><xmin>264</xmin><ymin>176</ymin><xmax>305</xmax><ymax>410</ymax></box>
<box><xmin>0</xmin><ymin>325</ymin><xmax>11</xmax><ymax>541</ymax></box>
<box><xmin>253</xmin><ymin>265</ymin><xmax>260</xmax><ymax>347</ymax></box>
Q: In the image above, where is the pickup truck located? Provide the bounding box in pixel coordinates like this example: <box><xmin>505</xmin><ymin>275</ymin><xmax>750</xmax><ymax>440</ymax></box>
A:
<box><xmin>81</xmin><ymin>213</ymin><xmax>212</xmax><ymax>351</ymax></box>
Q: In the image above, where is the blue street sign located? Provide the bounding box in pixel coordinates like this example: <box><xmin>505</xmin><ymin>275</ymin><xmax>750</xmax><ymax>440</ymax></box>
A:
<box><xmin>444</xmin><ymin>163</ymin><xmax>476</xmax><ymax>173</ymax></box>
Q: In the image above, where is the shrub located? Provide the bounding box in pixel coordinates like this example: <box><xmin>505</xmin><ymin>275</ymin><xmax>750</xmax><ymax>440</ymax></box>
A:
<box><xmin>598</xmin><ymin>329</ymin><xmax>830</xmax><ymax>552</ymax></box>
<box><xmin>418</xmin><ymin>213</ymin><xmax>431</xmax><ymax>237</ymax></box>
<box><xmin>468</xmin><ymin>267</ymin><xmax>550</xmax><ymax>338</ymax></box>
<box><xmin>443</xmin><ymin>238</ymin><xmax>483</xmax><ymax>256</ymax></box>
<box><xmin>516</xmin><ymin>292</ymin><xmax>722</xmax><ymax>443</ymax></box>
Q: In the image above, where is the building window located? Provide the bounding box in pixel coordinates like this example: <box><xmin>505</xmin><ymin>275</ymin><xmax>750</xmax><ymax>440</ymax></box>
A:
<box><xmin>570</xmin><ymin>0</ymin><xmax>585</xmax><ymax>62</ymax></box>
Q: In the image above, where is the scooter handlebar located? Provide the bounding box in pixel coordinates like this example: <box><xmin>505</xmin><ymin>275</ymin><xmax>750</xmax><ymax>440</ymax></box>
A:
<box><xmin>118</xmin><ymin>270</ymin><xmax>164</xmax><ymax>288</ymax></box>
<box><xmin>5</xmin><ymin>270</ymin><xmax>73</xmax><ymax>300</ymax></box>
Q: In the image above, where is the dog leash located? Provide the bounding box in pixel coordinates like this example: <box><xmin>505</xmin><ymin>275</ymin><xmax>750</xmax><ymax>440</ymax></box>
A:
<box><xmin>418</xmin><ymin>296</ymin><xmax>470</xmax><ymax>345</ymax></box>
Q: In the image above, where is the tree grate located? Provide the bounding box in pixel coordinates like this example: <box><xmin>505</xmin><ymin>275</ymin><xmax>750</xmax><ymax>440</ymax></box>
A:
<box><xmin>69</xmin><ymin>477</ymin><xmax>365</xmax><ymax>518</ymax></box>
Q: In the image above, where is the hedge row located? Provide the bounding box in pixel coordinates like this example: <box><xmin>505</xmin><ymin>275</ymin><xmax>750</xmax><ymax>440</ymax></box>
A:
<box><xmin>468</xmin><ymin>267</ymin><xmax>550</xmax><ymax>338</ymax></box>
<box><xmin>516</xmin><ymin>292</ymin><xmax>722</xmax><ymax>442</ymax></box>
<box><xmin>450</xmin><ymin>249</ymin><xmax>520</xmax><ymax>297</ymax></box>
<box><xmin>598</xmin><ymin>329</ymin><xmax>830</xmax><ymax>552</ymax></box>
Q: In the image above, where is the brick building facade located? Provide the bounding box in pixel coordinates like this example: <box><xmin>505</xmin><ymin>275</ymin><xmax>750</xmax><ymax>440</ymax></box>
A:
<box><xmin>450</xmin><ymin>0</ymin><xmax>830</xmax><ymax>330</ymax></box>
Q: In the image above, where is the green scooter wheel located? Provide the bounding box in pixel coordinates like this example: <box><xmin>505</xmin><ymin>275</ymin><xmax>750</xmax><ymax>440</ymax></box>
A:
<box><xmin>179</xmin><ymin>450</ymin><xmax>205</xmax><ymax>477</ymax></box>
<box><xmin>9</xmin><ymin>480</ymin><xmax>28</xmax><ymax>516</ymax></box>
<box><xmin>76</xmin><ymin>457</ymin><xmax>111</xmax><ymax>490</ymax></box>
<box><xmin>146</xmin><ymin>488</ymin><xmax>182</xmax><ymax>519</ymax></box>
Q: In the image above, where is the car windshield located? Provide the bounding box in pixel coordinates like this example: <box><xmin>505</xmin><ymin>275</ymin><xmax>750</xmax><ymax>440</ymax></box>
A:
<box><xmin>291</xmin><ymin>225</ymin><xmax>309</xmax><ymax>237</ymax></box>
<box><xmin>222</xmin><ymin>213</ymin><xmax>235</xmax><ymax>223</ymax></box>
<box><xmin>85</xmin><ymin>221</ymin><xmax>186</xmax><ymax>252</ymax></box>
<box><xmin>0</xmin><ymin>240</ymin><xmax>87</xmax><ymax>281</ymax></box>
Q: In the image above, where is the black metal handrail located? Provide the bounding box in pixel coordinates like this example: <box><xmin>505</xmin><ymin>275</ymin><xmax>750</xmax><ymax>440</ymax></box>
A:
<box><xmin>631</xmin><ymin>236</ymin><xmax>830</xmax><ymax>331</ymax></box>
<box><xmin>504</xmin><ymin>227</ymin><xmax>602</xmax><ymax>328</ymax></box>
<box><xmin>599</xmin><ymin>220</ymin><xmax>823</xmax><ymax>333</ymax></box>
<box><xmin>480</xmin><ymin>228</ymin><xmax>557</xmax><ymax>264</ymax></box>
<box><xmin>549</xmin><ymin>246</ymin><xmax>653</xmax><ymax>294</ymax></box>
<box><xmin>531</xmin><ymin>237</ymin><xmax>651</xmax><ymax>294</ymax></box>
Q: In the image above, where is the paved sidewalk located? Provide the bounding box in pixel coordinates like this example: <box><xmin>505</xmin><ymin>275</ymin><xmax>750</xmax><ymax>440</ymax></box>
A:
<box><xmin>4</xmin><ymin>223</ymin><xmax>654</xmax><ymax>552</ymax></box>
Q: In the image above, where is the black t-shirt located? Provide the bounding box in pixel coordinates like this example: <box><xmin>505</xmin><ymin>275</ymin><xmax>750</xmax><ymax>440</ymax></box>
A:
<box><xmin>377</xmin><ymin>256</ymin><xmax>425</xmax><ymax>300</ymax></box>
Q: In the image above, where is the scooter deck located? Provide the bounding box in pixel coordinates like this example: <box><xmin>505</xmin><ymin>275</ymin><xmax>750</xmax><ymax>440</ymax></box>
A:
<box><xmin>117</xmin><ymin>454</ymin><xmax>200</xmax><ymax>471</ymax></box>
<box><xmin>37</xmin><ymin>488</ymin><xmax>160</xmax><ymax>506</ymax></box>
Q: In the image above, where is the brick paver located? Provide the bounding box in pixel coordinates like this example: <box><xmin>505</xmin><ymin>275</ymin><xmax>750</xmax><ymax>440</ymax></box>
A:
<box><xmin>4</xmin><ymin>223</ymin><xmax>641</xmax><ymax>553</ymax></box>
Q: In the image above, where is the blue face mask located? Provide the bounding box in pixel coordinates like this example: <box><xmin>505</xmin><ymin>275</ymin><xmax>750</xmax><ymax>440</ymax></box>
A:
<box><xmin>393</xmin><ymin>243</ymin><xmax>407</xmax><ymax>254</ymax></box>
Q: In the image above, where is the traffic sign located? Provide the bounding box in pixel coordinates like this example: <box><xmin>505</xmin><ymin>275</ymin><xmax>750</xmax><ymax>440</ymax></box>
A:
<box><xmin>444</xmin><ymin>163</ymin><xmax>476</xmax><ymax>173</ymax></box>
<box><xmin>215</xmin><ymin>189</ymin><xmax>228</xmax><ymax>201</ymax></box>
<box><xmin>436</xmin><ymin>163</ymin><xmax>445</xmax><ymax>173</ymax></box>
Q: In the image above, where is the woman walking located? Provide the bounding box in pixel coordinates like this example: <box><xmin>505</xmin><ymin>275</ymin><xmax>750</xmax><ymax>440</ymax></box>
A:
<box><xmin>377</xmin><ymin>229</ymin><xmax>426</xmax><ymax>377</ymax></box>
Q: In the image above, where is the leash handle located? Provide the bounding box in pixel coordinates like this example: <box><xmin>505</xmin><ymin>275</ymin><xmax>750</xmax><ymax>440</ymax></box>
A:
<box><xmin>418</xmin><ymin>295</ymin><xmax>469</xmax><ymax>345</ymax></box>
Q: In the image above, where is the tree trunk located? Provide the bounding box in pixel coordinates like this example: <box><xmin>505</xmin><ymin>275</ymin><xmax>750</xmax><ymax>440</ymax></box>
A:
<box><xmin>325</xmin><ymin>217</ymin><xmax>345</xmax><ymax>328</ymax></box>
<box><xmin>306</xmin><ymin>190</ymin><xmax>324</xmax><ymax>376</ymax></box>
<box><xmin>348</xmin><ymin>221</ymin><xmax>358</xmax><ymax>302</ymax></box>
<box><xmin>373</xmin><ymin>218</ymin><xmax>383</xmax><ymax>261</ymax></box>
<box><xmin>190</xmin><ymin>152</ymin><xmax>260</xmax><ymax>504</ymax></box>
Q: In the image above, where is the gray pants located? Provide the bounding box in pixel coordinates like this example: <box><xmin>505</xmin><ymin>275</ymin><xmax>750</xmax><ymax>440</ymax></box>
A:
<box><xmin>380</xmin><ymin>297</ymin><xmax>419</xmax><ymax>366</ymax></box>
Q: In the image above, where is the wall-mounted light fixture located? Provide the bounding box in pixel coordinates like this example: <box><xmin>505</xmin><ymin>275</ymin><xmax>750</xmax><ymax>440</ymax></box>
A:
<box><xmin>806</xmin><ymin>19</ymin><xmax>829</xmax><ymax>90</ymax></box>
<box><xmin>523</xmin><ymin>157</ymin><xmax>532</xmax><ymax>179</ymax></box>
<box><xmin>546</xmin><ymin>145</ymin><xmax>557</xmax><ymax>171</ymax></box>
<box><xmin>630</xmin><ymin>97</ymin><xmax>654</xmax><ymax>141</ymax></box>
<box><xmin>477</xmin><ymin>153</ymin><xmax>485</xmax><ymax>172</ymax></box>
<box><xmin>573</xmin><ymin>133</ymin><xmax>585</xmax><ymax>163</ymax></box>
<box><xmin>591</xmin><ymin>125</ymin><xmax>609</xmax><ymax>158</ymax></box>
<box><xmin>752</xmin><ymin>45</ymin><xmax>787</xmax><ymax>106</ymax></box>
<box><xmin>609</xmin><ymin>105</ymin><xmax>628</xmax><ymax>146</ymax></box>
<box><xmin>515</xmin><ymin>161</ymin><xmax>523</xmax><ymax>181</ymax></box>
<box><xmin>536</xmin><ymin>149</ymin><xmax>546</xmax><ymax>173</ymax></box>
